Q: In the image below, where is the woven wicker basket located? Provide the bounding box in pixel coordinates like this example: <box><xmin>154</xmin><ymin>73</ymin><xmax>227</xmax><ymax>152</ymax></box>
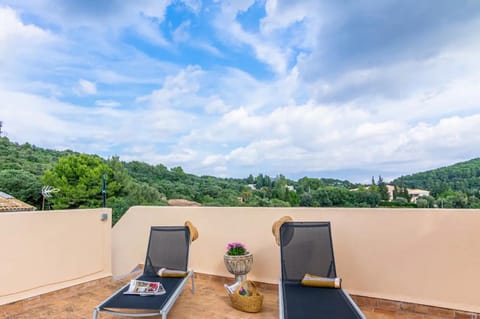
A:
<box><xmin>228</xmin><ymin>280</ymin><xmax>263</xmax><ymax>313</ymax></box>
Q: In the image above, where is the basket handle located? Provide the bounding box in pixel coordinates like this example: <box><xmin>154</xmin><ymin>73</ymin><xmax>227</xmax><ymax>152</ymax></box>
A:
<box><xmin>248</xmin><ymin>281</ymin><xmax>258</xmax><ymax>295</ymax></box>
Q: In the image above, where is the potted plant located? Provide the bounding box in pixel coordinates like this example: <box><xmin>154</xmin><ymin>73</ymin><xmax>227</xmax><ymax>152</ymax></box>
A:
<box><xmin>224</xmin><ymin>242</ymin><xmax>253</xmax><ymax>283</ymax></box>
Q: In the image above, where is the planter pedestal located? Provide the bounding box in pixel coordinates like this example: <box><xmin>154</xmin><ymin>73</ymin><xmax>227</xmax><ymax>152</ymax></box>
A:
<box><xmin>224</xmin><ymin>252</ymin><xmax>253</xmax><ymax>282</ymax></box>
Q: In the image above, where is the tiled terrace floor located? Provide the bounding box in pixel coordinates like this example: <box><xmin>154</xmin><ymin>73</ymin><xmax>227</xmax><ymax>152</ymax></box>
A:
<box><xmin>1</xmin><ymin>273</ymin><xmax>473</xmax><ymax>319</ymax></box>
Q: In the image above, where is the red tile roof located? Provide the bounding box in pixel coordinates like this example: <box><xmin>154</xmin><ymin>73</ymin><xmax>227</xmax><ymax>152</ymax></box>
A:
<box><xmin>0</xmin><ymin>192</ymin><xmax>36</xmax><ymax>212</ymax></box>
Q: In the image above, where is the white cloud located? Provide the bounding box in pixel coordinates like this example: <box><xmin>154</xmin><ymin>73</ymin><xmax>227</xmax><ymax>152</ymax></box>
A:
<box><xmin>0</xmin><ymin>6</ymin><xmax>54</xmax><ymax>55</ymax></box>
<box><xmin>170</xmin><ymin>74</ymin><xmax>480</xmax><ymax>177</ymax></box>
<box><xmin>137</xmin><ymin>65</ymin><xmax>203</xmax><ymax>107</ymax></box>
<box><xmin>2</xmin><ymin>0</ymin><xmax>172</xmax><ymax>30</ymax></box>
<box><xmin>261</xmin><ymin>0</ymin><xmax>320</xmax><ymax>37</ymax></box>
<box><xmin>213</xmin><ymin>2</ymin><xmax>290</xmax><ymax>75</ymax></box>
<box><xmin>124</xmin><ymin>148</ymin><xmax>199</xmax><ymax>167</ymax></box>
<box><xmin>182</xmin><ymin>0</ymin><xmax>202</xmax><ymax>14</ymax></box>
<box><xmin>0</xmin><ymin>85</ymin><xmax>197</xmax><ymax>159</ymax></box>
<box><xmin>0</xmin><ymin>0</ymin><xmax>206</xmax><ymax>50</ymax></box>
<box><xmin>0</xmin><ymin>89</ymin><xmax>100</xmax><ymax>148</ymax></box>
<box><xmin>95</xmin><ymin>99</ymin><xmax>120</xmax><ymax>107</ymax></box>
<box><xmin>74</xmin><ymin>79</ymin><xmax>97</xmax><ymax>96</ymax></box>
<box><xmin>133</xmin><ymin>17</ymin><xmax>170</xmax><ymax>47</ymax></box>
<box><xmin>172</xmin><ymin>20</ymin><xmax>191</xmax><ymax>43</ymax></box>
<box><xmin>201</xmin><ymin>154</ymin><xmax>225</xmax><ymax>166</ymax></box>
<box><xmin>191</xmin><ymin>41</ymin><xmax>224</xmax><ymax>57</ymax></box>
<box><xmin>204</xmin><ymin>96</ymin><xmax>229</xmax><ymax>114</ymax></box>
<box><xmin>1</xmin><ymin>1</ymin><xmax>480</xmax><ymax>182</ymax></box>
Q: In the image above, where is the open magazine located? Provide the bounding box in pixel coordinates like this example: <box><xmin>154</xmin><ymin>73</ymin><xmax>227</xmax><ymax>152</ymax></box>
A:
<box><xmin>123</xmin><ymin>279</ymin><xmax>166</xmax><ymax>296</ymax></box>
<box><xmin>224</xmin><ymin>280</ymin><xmax>241</xmax><ymax>294</ymax></box>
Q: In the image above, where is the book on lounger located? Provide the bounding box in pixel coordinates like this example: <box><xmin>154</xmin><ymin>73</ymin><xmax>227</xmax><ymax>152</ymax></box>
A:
<box><xmin>123</xmin><ymin>279</ymin><xmax>166</xmax><ymax>296</ymax></box>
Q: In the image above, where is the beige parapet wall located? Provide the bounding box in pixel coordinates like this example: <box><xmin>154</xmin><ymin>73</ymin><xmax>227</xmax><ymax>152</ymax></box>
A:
<box><xmin>113</xmin><ymin>206</ymin><xmax>480</xmax><ymax>313</ymax></box>
<box><xmin>0</xmin><ymin>209</ymin><xmax>112</xmax><ymax>305</ymax></box>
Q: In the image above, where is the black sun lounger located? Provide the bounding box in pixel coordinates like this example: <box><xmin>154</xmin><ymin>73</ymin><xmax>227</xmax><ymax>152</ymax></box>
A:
<box><xmin>279</xmin><ymin>222</ymin><xmax>365</xmax><ymax>319</ymax></box>
<box><xmin>93</xmin><ymin>226</ymin><xmax>194</xmax><ymax>319</ymax></box>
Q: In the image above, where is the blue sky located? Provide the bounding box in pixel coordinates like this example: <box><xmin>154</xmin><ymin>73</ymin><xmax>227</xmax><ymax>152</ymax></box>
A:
<box><xmin>1</xmin><ymin>0</ymin><xmax>480</xmax><ymax>182</ymax></box>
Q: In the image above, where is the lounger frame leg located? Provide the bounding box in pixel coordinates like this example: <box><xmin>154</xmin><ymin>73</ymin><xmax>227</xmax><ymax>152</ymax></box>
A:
<box><xmin>341</xmin><ymin>289</ymin><xmax>367</xmax><ymax>319</ymax></box>
<box><xmin>278</xmin><ymin>279</ymin><xmax>284</xmax><ymax>319</ymax></box>
<box><xmin>191</xmin><ymin>272</ymin><xmax>195</xmax><ymax>293</ymax></box>
<box><xmin>160</xmin><ymin>271</ymin><xmax>193</xmax><ymax>318</ymax></box>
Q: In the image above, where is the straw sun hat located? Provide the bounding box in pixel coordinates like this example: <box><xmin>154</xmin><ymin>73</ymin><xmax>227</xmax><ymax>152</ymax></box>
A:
<box><xmin>184</xmin><ymin>220</ymin><xmax>199</xmax><ymax>242</ymax></box>
<box><xmin>271</xmin><ymin>216</ymin><xmax>293</xmax><ymax>246</ymax></box>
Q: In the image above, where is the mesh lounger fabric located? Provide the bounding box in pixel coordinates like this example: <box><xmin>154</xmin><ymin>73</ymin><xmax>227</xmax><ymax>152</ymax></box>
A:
<box><xmin>282</xmin><ymin>284</ymin><xmax>363</xmax><ymax>319</ymax></box>
<box><xmin>280</xmin><ymin>222</ymin><xmax>337</xmax><ymax>282</ymax></box>
<box><xmin>279</xmin><ymin>222</ymin><xmax>364</xmax><ymax>319</ymax></box>
<box><xmin>144</xmin><ymin>226</ymin><xmax>190</xmax><ymax>275</ymax></box>
<box><xmin>99</xmin><ymin>275</ymin><xmax>184</xmax><ymax>310</ymax></box>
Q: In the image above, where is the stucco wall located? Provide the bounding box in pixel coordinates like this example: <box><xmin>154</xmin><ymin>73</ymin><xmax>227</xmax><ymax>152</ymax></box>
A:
<box><xmin>0</xmin><ymin>209</ymin><xmax>112</xmax><ymax>305</ymax></box>
<box><xmin>112</xmin><ymin>206</ymin><xmax>480</xmax><ymax>313</ymax></box>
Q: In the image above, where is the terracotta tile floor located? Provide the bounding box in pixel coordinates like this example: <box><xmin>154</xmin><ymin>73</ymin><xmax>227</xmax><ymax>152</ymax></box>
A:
<box><xmin>0</xmin><ymin>273</ymin><xmax>454</xmax><ymax>319</ymax></box>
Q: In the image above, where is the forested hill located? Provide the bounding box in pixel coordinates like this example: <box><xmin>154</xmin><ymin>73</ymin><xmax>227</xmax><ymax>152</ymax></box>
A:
<box><xmin>392</xmin><ymin>158</ymin><xmax>480</xmax><ymax>196</ymax></box>
<box><xmin>0</xmin><ymin>137</ymin><xmax>75</xmax><ymax>205</ymax></box>
<box><xmin>2</xmin><ymin>137</ymin><xmax>479</xmax><ymax>222</ymax></box>
<box><xmin>1</xmin><ymin>137</ymin><xmax>364</xmax><ymax>224</ymax></box>
<box><xmin>0</xmin><ymin>137</ymin><xmax>74</xmax><ymax>175</ymax></box>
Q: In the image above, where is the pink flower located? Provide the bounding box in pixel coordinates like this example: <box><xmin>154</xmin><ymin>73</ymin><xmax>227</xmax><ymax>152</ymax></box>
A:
<box><xmin>226</xmin><ymin>242</ymin><xmax>247</xmax><ymax>255</ymax></box>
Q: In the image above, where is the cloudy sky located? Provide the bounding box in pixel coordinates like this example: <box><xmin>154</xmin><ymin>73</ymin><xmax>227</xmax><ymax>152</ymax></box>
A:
<box><xmin>1</xmin><ymin>0</ymin><xmax>480</xmax><ymax>182</ymax></box>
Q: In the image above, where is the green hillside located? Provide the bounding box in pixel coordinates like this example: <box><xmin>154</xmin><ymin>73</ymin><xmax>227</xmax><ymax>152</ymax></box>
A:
<box><xmin>392</xmin><ymin>158</ymin><xmax>480</xmax><ymax>208</ymax></box>
<box><xmin>2</xmin><ymin>136</ymin><xmax>478</xmax><ymax>225</ymax></box>
<box><xmin>392</xmin><ymin>158</ymin><xmax>480</xmax><ymax>196</ymax></box>
<box><xmin>0</xmin><ymin>137</ymin><xmax>74</xmax><ymax>175</ymax></box>
<box><xmin>0</xmin><ymin>137</ymin><xmax>75</xmax><ymax>205</ymax></box>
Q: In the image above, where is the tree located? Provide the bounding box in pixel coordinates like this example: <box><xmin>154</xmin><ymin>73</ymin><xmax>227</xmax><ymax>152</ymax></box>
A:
<box><xmin>286</xmin><ymin>190</ymin><xmax>300</xmax><ymax>206</ymax></box>
<box><xmin>300</xmin><ymin>192</ymin><xmax>315</xmax><ymax>206</ymax></box>
<box><xmin>351</xmin><ymin>189</ymin><xmax>381</xmax><ymax>207</ymax></box>
<box><xmin>272</xmin><ymin>175</ymin><xmax>288</xmax><ymax>201</ymax></box>
<box><xmin>42</xmin><ymin>154</ymin><xmax>117</xmax><ymax>209</ymax></box>
<box><xmin>393</xmin><ymin>185</ymin><xmax>411</xmax><ymax>202</ymax></box>
<box><xmin>269</xmin><ymin>198</ymin><xmax>291</xmax><ymax>207</ymax></box>
<box><xmin>416</xmin><ymin>198</ymin><xmax>428</xmax><ymax>208</ymax></box>
<box><xmin>401</xmin><ymin>187</ymin><xmax>411</xmax><ymax>201</ymax></box>
<box><xmin>391</xmin><ymin>197</ymin><xmax>409</xmax><ymax>206</ymax></box>
<box><xmin>377</xmin><ymin>175</ymin><xmax>389</xmax><ymax>201</ymax></box>
<box><xmin>263</xmin><ymin>175</ymin><xmax>272</xmax><ymax>188</ymax></box>
<box><xmin>437</xmin><ymin>191</ymin><xmax>468</xmax><ymax>208</ymax></box>
<box><xmin>297</xmin><ymin>177</ymin><xmax>324</xmax><ymax>193</ymax></box>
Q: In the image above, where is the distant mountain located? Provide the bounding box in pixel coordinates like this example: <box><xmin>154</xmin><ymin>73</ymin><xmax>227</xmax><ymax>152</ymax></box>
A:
<box><xmin>392</xmin><ymin>158</ymin><xmax>480</xmax><ymax>196</ymax></box>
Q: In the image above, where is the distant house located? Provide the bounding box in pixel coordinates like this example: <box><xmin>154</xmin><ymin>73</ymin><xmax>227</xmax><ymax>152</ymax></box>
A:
<box><xmin>386</xmin><ymin>185</ymin><xmax>395</xmax><ymax>201</ymax></box>
<box><xmin>0</xmin><ymin>191</ymin><xmax>36</xmax><ymax>212</ymax></box>
<box><xmin>407</xmin><ymin>188</ymin><xmax>431</xmax><ymax>203</ymax></box>
<box><xmin>386</xmin><ymin>185</ymin><xmax>430</xmax><ymax>203</ymax></box>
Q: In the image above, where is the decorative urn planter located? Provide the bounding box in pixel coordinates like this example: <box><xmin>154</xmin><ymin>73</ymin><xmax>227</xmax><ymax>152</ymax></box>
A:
<box><xmin>224</xmin><ymin>252</ymin><xmax>253</xmax><ymax>283</ymax></box>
